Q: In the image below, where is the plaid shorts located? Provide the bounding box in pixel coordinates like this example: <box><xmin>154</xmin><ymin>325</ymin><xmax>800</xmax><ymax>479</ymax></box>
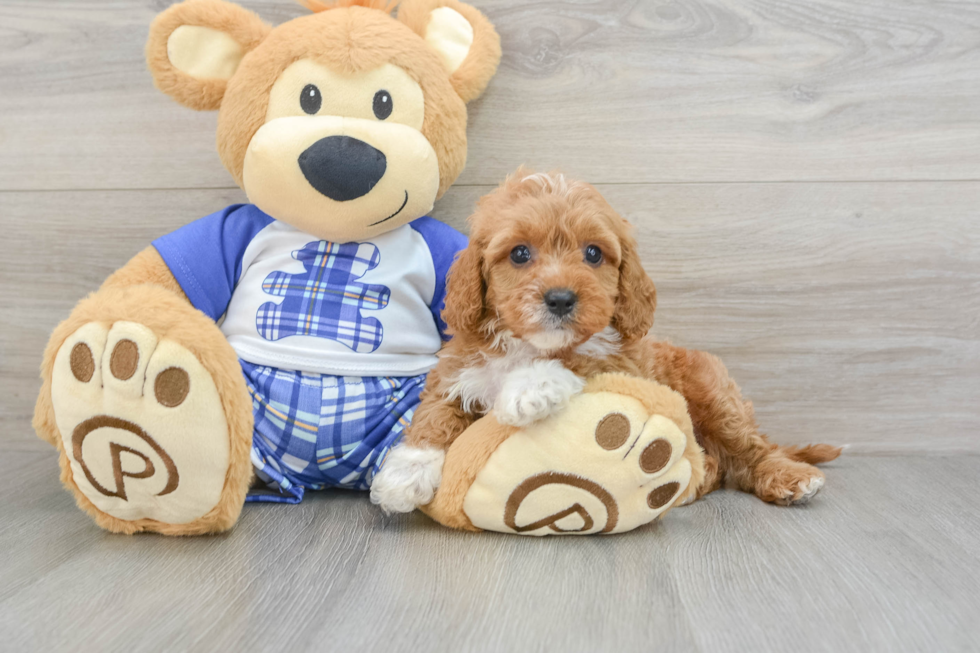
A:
<box><xmin>241</xmin><ymin>360</ymin><xmax>426</xmax><ymax>504</ymax></box>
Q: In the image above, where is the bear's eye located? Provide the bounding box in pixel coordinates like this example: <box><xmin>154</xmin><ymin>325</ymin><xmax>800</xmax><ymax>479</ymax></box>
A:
<box><xmin>301</xmin><ymin>84</ymin><xmax>321</xmax><ymax>115</ymax></box>
<box><xmin>584</xmin><ymin>245</ymin><xmax>603</xmax><ymax>265</ymax></box>
<box><xmin>373</xmin><ymin>90</ymin><xmax>393</xmax><ymax>120</ymax></box>
<box><xmin>510</xmin><ymin>245</ymin><xmax>532</xmax><ymax>265</ymax></box>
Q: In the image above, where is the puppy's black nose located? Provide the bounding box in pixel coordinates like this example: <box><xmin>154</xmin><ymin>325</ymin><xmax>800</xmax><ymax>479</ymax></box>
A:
<box><xmin>298</xmin><ymin>135</ymin><xmax>386</xmax><ymax>202</ymax></box>
<box><xmin>544</xmin><ymin>288</ymin><xmax>577</xmax><ymax>318</ymax></box>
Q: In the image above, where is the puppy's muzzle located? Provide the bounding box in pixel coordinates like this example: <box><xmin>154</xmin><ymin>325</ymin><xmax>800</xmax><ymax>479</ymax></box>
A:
<box><xmin>298</xmin><ymin>135</ymin><xmax>387</xmax><ymax>202</ymax></box>
<box><xmin>544</xmin><ymin>288</ymin><xmax>577</xmax><ymax>319</ymax></box>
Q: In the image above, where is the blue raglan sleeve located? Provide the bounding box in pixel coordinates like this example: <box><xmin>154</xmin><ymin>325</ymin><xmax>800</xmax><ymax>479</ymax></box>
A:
<box><xmin>152</xmin><ymin>204</ymin><xmax>275</xmax><ymax>322</ymax></box>
<box><xmin>409</xmin><ymin>217</ymin><xmax>469</xmax><ymax>340</ymax></box>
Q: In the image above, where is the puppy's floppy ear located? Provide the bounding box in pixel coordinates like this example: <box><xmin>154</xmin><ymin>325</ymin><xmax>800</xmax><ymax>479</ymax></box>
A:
<box><xmin>146</xmin><ymin>0</ymin><xmax>271</xmax><ymax>111</ymax></box>
<box><xmin>442</xmin><ymin>241</ymin><xmax>486</xmax><ymax>337</ymax></box>
<box><xmin>612</xmin><ymin>224</ymin><xmax>657</xmax><ymax>342</ymax></box>
<box><xmin>398</xmin><ymin>0</ymin><xmax>502</xmax><ymax>103</ymax></box>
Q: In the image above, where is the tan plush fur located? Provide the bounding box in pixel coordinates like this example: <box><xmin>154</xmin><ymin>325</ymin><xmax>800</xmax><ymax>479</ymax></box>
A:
<box><xmin>146</xmin><ymin>0</ymin><xmax>272</xmax><ymax>111</ymax></box>
<box><xmin>34</xmin><ymin>250</ymin><xmax>254</xmax><ymax>534</ymax></box>
<box><xmin>405</xmin><ymin>169</ymin><xmax>841</xmax><ymax>506</ymax></box>
<box><xmin>148</xmin><ymin>0</ymin><xmax>499</xmax><ymax>197</ymax></box>
<box><xmin>304</xmin><ymin>0</ymin><xmax>399</xmax><ymax>13</ymax></box>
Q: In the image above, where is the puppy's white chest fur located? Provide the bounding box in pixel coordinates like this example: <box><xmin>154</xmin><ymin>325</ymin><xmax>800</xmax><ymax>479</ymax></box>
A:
<box><xmin>445</xmin><ymin>333</ymin><xmax>542</xmax><ymax>413</ymax></box>
<box><xmin>444</xmin><ymin>330</ymin><xmax>620</xmax><ymax>426</ymax></box>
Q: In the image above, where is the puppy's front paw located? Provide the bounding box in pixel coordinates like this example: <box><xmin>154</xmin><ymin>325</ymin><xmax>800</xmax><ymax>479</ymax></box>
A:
<box><xmin>494</xmin><ymin>360</ymin><xmax>585</xmax><ymax>427</ymax></box>
<box><xmin>370</xmin><ymin>445</ymin><xmax>445</xmax><ymax>514</ymax></box>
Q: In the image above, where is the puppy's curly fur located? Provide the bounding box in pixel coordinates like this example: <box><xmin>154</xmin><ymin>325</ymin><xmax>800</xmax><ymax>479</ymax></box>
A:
<box><xmin>370</xmin><ymin>168</ymin><xmax>841</xmax><ymax>512</ymax></box>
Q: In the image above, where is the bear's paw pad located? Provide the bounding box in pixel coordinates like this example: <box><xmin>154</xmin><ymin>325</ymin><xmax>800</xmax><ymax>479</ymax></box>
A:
<box><xmin>462</xmin><ymin>391</ymin><xmax>693</xmax><ymax>535</ymax></box>
<box><xmin>51</xmin><ymin>322</ymin><xmax>230</xmax><ymax>524</ymax></box>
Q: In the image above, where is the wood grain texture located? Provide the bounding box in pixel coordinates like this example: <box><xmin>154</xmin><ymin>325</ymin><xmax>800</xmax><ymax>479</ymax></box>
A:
<box><xmin>3</xmin><ymin>183</ymin><xmax>978</xmax><ymax>452</ymax></box>
<box><xmin>2</xmin><ymin>450</ymin><xmax>978</xmax><ymax>652</ymax></box>
<box><xmin>3</xmin><ymin>0</ymin><xmax>980</xmax><ymax>190</ymax></box>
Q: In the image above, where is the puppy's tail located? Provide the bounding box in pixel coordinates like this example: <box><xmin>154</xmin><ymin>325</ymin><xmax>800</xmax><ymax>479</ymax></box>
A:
<box><xmin>783</xmin><ymin>443</ymin><xmax>843</xmax><ymax>465</ymax></box>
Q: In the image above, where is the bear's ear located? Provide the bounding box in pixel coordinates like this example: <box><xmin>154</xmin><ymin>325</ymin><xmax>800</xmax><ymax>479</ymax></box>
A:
<box><xmin>398</xmin><ymin>0</ymin><xmax>502</xmax><ymax>103</ymax></box>
<box><xmin>146</xmin><ymin>0</ymin><xmax>271</xmax><ymax>111</ymax></box>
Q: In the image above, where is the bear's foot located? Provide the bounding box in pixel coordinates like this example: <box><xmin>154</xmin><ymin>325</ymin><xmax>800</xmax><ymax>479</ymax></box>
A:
<box><xmin>424</xmin><ymin>374</ymin><xmax>705</xmax><ymax>535</ymax></box>
<box><xmin>50</xmin><ymin>320</ymin><xmax>237</xmax><ymax>532</ymax></box>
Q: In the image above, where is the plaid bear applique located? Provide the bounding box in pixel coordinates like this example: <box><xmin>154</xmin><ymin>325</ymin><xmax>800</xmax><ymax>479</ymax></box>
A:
<box><xmin>255</xmin><ymin>241</ymin><xmax>390</xmax><ymax>353</ymax></box>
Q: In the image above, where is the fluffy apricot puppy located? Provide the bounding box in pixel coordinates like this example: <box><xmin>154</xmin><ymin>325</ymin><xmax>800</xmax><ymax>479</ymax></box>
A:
<box><xmin>371</xmin><ymin>170</ymin><xmax>841</xmax><ymax>513</ymax></box>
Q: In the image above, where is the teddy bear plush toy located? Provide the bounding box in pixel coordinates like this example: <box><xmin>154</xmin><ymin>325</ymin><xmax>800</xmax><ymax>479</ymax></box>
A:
<box><xmin>33</xmin><ymin>0</ymin><xmax>701</xmax><ymax>536</ymax></box>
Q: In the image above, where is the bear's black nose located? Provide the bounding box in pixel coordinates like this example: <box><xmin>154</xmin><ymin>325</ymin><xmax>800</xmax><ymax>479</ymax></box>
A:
<box><xmin>544</xmin><ymin>288</ymin><xmax>577</xmax><ymax>318</ymax></box>
<box><xmin>298</xmin><ymin>136</ymin><xmax>387</xmax><ymax>202</ymax></box>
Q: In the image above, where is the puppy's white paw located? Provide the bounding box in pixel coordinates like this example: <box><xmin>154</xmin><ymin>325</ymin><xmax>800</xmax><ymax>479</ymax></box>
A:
<box><xmin>494</xmin><ymin>360</ymin><xmax>585</xmax><ymax>427</ymax></box>
<box><xmin>370</xmin><ymin>445</ymin><xmax>445</xmax><ymax>514</ymax></box>
<box><xmin>793</xmin><ymin>476</ymin><xmax>825</xmax><ymax>505</ymax></box>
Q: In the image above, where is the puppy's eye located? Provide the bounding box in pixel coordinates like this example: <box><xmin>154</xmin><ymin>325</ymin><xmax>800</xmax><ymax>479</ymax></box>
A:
<box><xmin>301</xmin><ymin>84</ymin><xmax>321</xmax><ymax>115</ymax></box>
<box><xmin>584</xmin><ymin>245</ymin><xmax>603</xmax><ymax>265</ymax></box>
<box><xmin>510</xmin><ymin>245</ymin><xmax>532</xmax><ymax>265</ymax></box>
<box><xmin>373</xmin><ymin>90</ymin><xmax>393</xmax><ymax>120</ymax></box>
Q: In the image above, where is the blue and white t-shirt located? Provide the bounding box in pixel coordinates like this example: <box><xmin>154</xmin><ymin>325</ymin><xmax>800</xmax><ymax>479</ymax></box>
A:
<box><xmin>153</xmin><ymin>204</ymin><xmax>467</xmax><ymax>377</ymax></box>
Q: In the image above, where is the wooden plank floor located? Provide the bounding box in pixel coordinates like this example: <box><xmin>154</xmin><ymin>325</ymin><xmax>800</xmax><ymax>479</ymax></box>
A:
<box><xmin>3</xmin><ymin>449</ymin><xmax>979</xmax><ymax>653</ymax></box>
<box><xmin>2</xmin><ymin>0</ymin><xmax>979</xmax><ymax>650</ymax></box>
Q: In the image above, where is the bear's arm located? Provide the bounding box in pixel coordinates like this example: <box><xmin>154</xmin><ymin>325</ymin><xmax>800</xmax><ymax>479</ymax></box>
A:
<box><xmin>101</xmin><ymin>246</ymin><xmax>188</xmax><ymax>300</ymax></box>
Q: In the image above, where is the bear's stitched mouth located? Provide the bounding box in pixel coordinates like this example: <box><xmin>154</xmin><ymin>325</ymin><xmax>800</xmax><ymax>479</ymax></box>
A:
<box><xmin>368</xmin><ymin>190</ymin><xmax>409</xmax><ymax>226</ymax></box>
